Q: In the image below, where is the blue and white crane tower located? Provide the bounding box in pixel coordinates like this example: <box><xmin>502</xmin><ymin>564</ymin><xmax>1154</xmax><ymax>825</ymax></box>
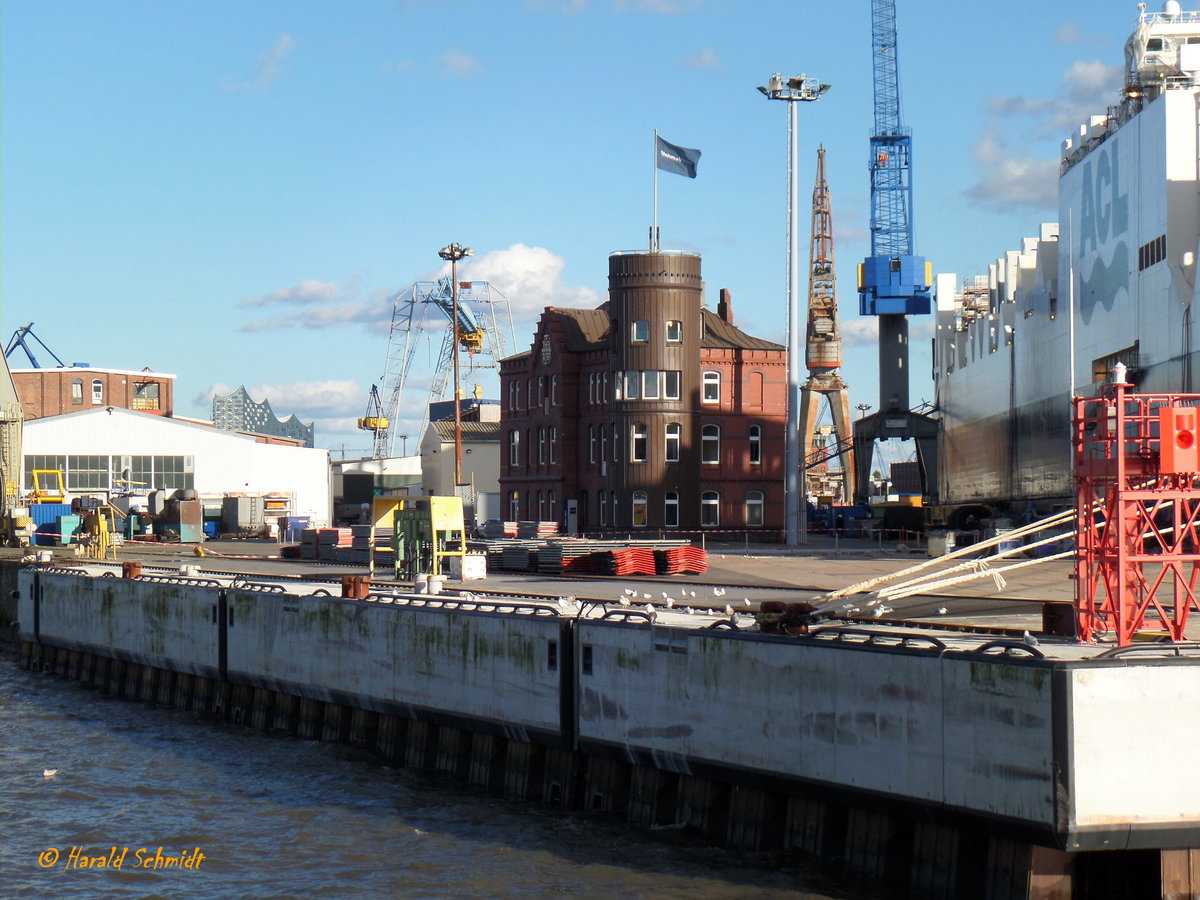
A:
<box><xmin>853</xmin><ymin>0</ymin><xmax>938</xmax><ymax>504</ymax></box>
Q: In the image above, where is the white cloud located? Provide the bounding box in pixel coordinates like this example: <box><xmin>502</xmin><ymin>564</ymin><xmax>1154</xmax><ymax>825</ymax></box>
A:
<box><xmin>222</xmin><ymin>34</ymin><xmax>294</xmax><ymax>93</ymax></box>
<box><xmin>196</xmin><ymin>379</ymin><xmax>362</xmax><ymax>420</ymax></box>
<box><xmin>241</xmin><ymin>278</ymin><xmax>350</xmax><ymax>308</ymax></box>
<box><xmin>238</xmin><ymin>245</ymin><xmax>601</xmax><ymax>340</ymax></box>
<box><xmin>441</xmin><ymin>50</ymin><xmax>482</xmax><ymax>76</ymax></box>
<box><xmin>683</xmin><ymin>48</ymin><xmax>721</xmax><ymax>69</ymax></box>
<box><xmin>966</xmin><ymin>131</ymin><xmax>1059</xmax><ymax>211</ymax></box>
<box><xmin>443</xmin><ymin>243</ymin><xmax>605</xmax><ymax>329</ymax></box>
<box><xmin>382</xmin><ymin>60</ymin><xmax>416</xmax><ymax>73</ymax></box>
<box><xmin>966</xmin><ymin>59</ymin><xmax>1121</xmax><ymax>212</ymax></box>
<box><xmin>614</xmin><ymin>0</ymin><xmax>701</xmax><ymax>12</ymax></box>
<box><xmin>839</xmin><ymin>317</ymin><xmax>880</xmax><ymax>348</ymax></box>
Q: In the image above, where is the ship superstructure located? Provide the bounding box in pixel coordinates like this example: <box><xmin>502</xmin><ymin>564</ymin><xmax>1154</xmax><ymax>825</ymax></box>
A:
<box><xmin>933</xmin><ymin>1</ymin><xmax>1200</xmax><ymax>519</ymax></box>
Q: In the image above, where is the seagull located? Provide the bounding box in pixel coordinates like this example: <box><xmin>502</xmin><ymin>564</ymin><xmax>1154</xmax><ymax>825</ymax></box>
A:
<box><xmin>872</xmin><ymin>605</ymin><xmax>893</xmax><ymax>618</ymax></box>
<box><xmin>644</xmin><ymin>603</ymin><xmax>654</xmax><ymax>614</ymax></box>
<box><xmin>665</xmin><ymin>597</ymin><xmax>675</xmax><ymax>608</ymax></box>
<box><xmin>1022</xmin><ymin>630</ymin><xmax>1040</xmax><ymax>647</ymax></box>
<box><xmin>661</xmin><ymin>591</ymin><xmax>669</xmax><ymax>599</ymax></box>
<box><xmin>619</xmin><ymin>595</ymin><xmax>632</xmax><ymax>608</ymax></box>
<box><xmin>43</xmin><ymin>769</ymin><xmax>57</xmax><ymax>778</ymax></box>
<box><xmin>642</xmin><ymin>593</ymin><xmax>652</xmax><ymax>600</ymax></box>
<box><xmin>936</xmin><ymin>607</ymin><xmax>949</xmax><ymax>615</ymax></box>
<box><xmin>713</xmin><ymin>587</ymin><xmax>726</xmax><ymax>597</ymax></box>
<box><xmin>685</xmin><ymin>607</ymin><xmax>695</xmax><ymax>615</ymax></box>
<box><xmin>724</xmin><ymin>604</ymin><xmax>734</xmax><ymax>616</ymax></box>
<box><xmin>743</xmin><ymin>598</ymin><xmax>752</xmax><ymax>607</ymax></box>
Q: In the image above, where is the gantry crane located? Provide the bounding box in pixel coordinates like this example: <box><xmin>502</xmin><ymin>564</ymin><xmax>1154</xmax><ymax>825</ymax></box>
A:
<box><xmin>358</xmin><ymin>277</ymin><xmax>513</xmax><ymax>459</ymax></box>
<box><xmin>853</xmin><ymin>0</ymin><xmax>938</xmax><ymax>504</ymax></box>
<box><xmin>799</xmin><ymin>146</ymin><xmax>855</xmax><ymax>503</ymax></box>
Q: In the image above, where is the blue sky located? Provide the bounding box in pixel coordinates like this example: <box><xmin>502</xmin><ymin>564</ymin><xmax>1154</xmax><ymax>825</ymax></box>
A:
<box><xmin>2</xmin><ymin>0</ymin><xmax>1138</xmax><ymax>456</ymax></box>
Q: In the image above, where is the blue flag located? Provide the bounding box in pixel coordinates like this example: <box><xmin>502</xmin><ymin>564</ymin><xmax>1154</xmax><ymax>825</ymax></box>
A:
<box><xmin>656</xmin><ymin>136</ymin><xmax>701</xmax><ymax>178</ymax></box>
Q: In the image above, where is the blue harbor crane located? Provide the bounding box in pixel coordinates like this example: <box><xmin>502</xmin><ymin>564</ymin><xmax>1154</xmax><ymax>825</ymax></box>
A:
<box><xmin>852</xmin><ymin>0</ymin><xmax>938</xmax><ymax>505</ymax></box>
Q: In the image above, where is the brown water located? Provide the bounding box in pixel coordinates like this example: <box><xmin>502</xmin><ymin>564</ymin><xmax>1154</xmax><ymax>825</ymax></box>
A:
<box><xmin>0</xmin><ymin>656</ymin><xmax>878</xmax><ymax>899</ymax></box>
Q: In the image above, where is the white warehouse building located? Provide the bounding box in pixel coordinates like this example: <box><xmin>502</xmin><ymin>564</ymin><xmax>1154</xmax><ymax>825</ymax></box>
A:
<box><xmin>23</xmin><ymin>408</ymin><xmax>330</xmax><ymax>525</ymax></box>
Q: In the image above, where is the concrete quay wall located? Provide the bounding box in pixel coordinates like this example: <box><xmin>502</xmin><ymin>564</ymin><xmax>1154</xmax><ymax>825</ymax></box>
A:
<box><xmin>14</xmin><ymin>567</ymin><xmax>1200</xmax><ymax>899</ymax></box>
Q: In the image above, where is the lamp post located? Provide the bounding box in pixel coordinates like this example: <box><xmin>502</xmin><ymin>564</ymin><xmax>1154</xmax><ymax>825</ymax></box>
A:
<box><xmin>758</xmin><ymin>73</ymin><xmax>829</xmax><ymax>547</ymax></box>
<box><xmin>856</xmin><ymin>403</ymin><xmax>872</xmax><ymax>421</ymax></box>
<box><xmin>438</xmin><ymin>242</ymin><xmax>473</xmax><ymax>489</ymax></box>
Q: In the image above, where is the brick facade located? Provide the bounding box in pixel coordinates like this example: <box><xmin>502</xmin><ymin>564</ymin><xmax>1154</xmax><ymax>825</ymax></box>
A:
<box><xmin>11</xmin><ymin>368</ymin><xmax>175</xmax><ymax>421</ymax></box>
<box><xmin>499</xmin><ymin>251</ymin><xmax>787</xmax><ymax>533</ymax></box>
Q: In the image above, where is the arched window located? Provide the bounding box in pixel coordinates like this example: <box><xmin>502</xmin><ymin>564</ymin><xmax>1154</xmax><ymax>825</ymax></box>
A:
<box><xmin>701</xmin><ymin>424</ymin><xmax>720</xmax><ymax>465</ymax></box>
<box><xmin>631</xmin><ymin>491</ymin><xmax>648</xmax><ymax>527</ymax></box>
<box><xmin>509</xmin><ymin>430</ymin><xmax>521</xmax><ymax>466</ymax></box>
<box><xmin>631</xmin><ymin>423</ymin><xmax>648</xmax><ymax>462</ymax></box>
<box><xmin>702</xmin><ymin>371</ymin><xmax>720</xmax><ymax>404</ymax></box>
<box><xmin>745</xmin><ymin>490</ymin><xmax>765</xmax><ymax>527</ymax></box>
<box><xmin>664</xmin><ymin>491</ymin><xmax>679</xmax><ymax>528</ymax></box>
<box><xmin>664</xmin><ymin>423</ymin><xmax>681</xmax><ymax>462</ymax></box>
<box><xmin>551</xmin><ymin>375</ymin><xmax>560</xmax><ymax>406</ymax></box>
<box><xmin>701</xmin><ymin>491</ymin><xmax>720</xmax><ymax>527</ymax></box>
<box><xmin>548</xmin><ymin>489</ymin><xmax>556</xmax><ymax>524</ymax></box>
<box><xmin>749</xmin><ymin>424</ymin><xmax>762</xmax><ymax>465</ymax></box>
<box><xmin>549</xmin><ymin>426</ymin><xmax>558</xmax><ymax>464</ymax></box>
<box><xmin>91</xmin><ymin>379</ymin><xmax>104</xmax><ymax>404</ymax></box>
<box><xmin>538</xmin><ymin>426</ymin><xmax>546</xmax><ymax>464</ymax></box>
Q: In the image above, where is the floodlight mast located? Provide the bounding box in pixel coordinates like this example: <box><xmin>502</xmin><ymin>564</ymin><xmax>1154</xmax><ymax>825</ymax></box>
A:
<box><xmin>758</xmin><ymin>73</ymin><xmax>830</xmax><ymax>546</ymax></box>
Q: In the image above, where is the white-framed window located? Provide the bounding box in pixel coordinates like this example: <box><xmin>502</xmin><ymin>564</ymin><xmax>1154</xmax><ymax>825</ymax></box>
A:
<box><xmin>600</xmin><ymin>492</ymin><xmax>607</xmax><ymax>527</ymax></box>
<box><xmin>701</xmin><ymin>491</ymin><xmax>720</xmax><ymax>527</ymax></box>
<box><xmin>665</xmin><ymin>423</ymin><xmax>681</xmax><ymax>462</ymax></box>
<box><xmin>549</xmin><ymin>426</ymin><xmax>558</xmax><ymax>464</ymax></box>
<box><xmin>701</xmin><ymin>424</ymin><xmax>720</xmax><ymax>465</ymax></box>
<box><xmin>588</xmin><ymin>374</ymin><xmax>595</xmax><ymax>405</ymax></box>
<box><xmin>749</xmin><ymin>424</ymin><xmax>762</xmax><ymax>465</ymax></box>
<box><xmin>665</xmin><ymin>320</ymin><xmax>682</xmax><ymax>342</ymax></box>
<box><xmin>509</xmin><ymin>429</ymin><xmax>521</xmax><ymax>466</ymax></box>
<box><xmin>631</xmin><ymin>423</ymin><xmax>648</xmax><ymax>462</ymax></box>
<box><xmin>624</xmin><ymin>371</ymin><xmax>640</xmax><ymax>400</ymax></box>
<box><xmin>538</xmin><ymin>426</ymin><xmax>546</xmax><ymax>464</ymax></box>
<box><xmin>632</xmin><ymin>320</ymin><xmax>649</xmax><ymax>342</ymax></box>
<box><xmin>537</xmin><ymin>376</ymin><xmax>546</xmax><ymax>406</ymax></box>
<box><xmin>663</xmin><ymin>371</ymin><xmax>681</xmax><ymax>400</ymax></box>
<box><xmin>601</xmin><ymin>373</ymin><xmax>608</xmax><ymax>403</ymax></box>
<box><xmin>527</xmin><ymin>379</ymin><xmax>534</xmax><ymax>408</ymax></box>
<box><xmin>641</xmin><ymin>371</ymin><xmax>660</xmax><ymax>399</ymax></box>
<box><xmin>91</xmin><ymin>379</ymin><xmax>104</xmax><ymax>404</ymax></box>
<box><xmin>537</xmin><ymin>489</ymin><xmax>544</xmax><ymax>521</ymax></box>
<box><xmin>600</xmin><ymin>426</ymin><xmax>608</xmax><ymax>462</ymax></box>
<box><xmin>71</xmin><ymin>379</ymin><xmax>83</xmax><ymax>404</ymax></box>
<box><xmin>745</xmin><ymin>490</ymin><xmax>765</xmax><ymax>527</ymax></box>
<box><xmin>548</xmin><ymin>489</ymin><xmax>556</xmax><ymax>524</ymax></box>
<box><xmin>702</xmin><ymin>371</ymin><xmax>720</xmax><ymax>404</ymax></box>
<box><xmin>509</xmin><ymin>380</ymin><xmax>520</xmax><ymax>410</ymax></box>
<box><xmin>632</xmin><ymin>491</ymin><xmax>648</xmax><ymax>527</ymax></box>
<box><xmin>589</xmin><ymin>424</ymin><xmax>596</xmax><ymax>463</ymax></box>
<box><xmin>664</xmin><ymin>491</ymin><xmax>680</xmax><ymax>527</ymax></box>
<box><xmin>509</xmin><ymin>490</ymin><xmax>520</xmax><ymax>520</ymax></box>
<box><xmin>611</xmin><ymin>491</ymin><xmax>619</xmax><ymax>526</ymax></box>
<box><xmin>551</xmin><ymin>375</ymin><xmax>559</xmax><ymax>406</ymax></box>
<box><xmin>612</xmin><ymin>424</ymin><xmax>620</xmax><ymax>461</ymax></box>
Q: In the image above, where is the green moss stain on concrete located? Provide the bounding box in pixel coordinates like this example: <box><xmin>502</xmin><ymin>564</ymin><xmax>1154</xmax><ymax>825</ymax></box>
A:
<box><xmin>969</xmin><ymin>661</ymin><xmax>1048</xmax><ymax>696</ymax></box>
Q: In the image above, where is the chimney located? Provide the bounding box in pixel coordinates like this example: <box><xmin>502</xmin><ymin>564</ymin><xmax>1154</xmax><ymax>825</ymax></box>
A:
<box><xmin>718</xmin><ymin>288</ymin><xmax>733</xmax><ymax>325</ymax></box>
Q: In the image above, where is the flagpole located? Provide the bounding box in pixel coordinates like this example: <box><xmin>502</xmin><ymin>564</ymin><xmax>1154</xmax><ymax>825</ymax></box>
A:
<box><xmin>652</xmin><ymin>129</ymin><xmax>659</xmax><ymax>251</ymax></box>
